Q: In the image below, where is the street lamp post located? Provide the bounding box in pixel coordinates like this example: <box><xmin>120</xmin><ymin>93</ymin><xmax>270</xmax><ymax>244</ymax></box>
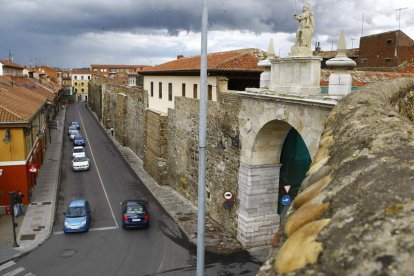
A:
<box><xmin>9</xmin><ymin>192</ymin><xmax>19</xmax><ymax>248</ymax></box>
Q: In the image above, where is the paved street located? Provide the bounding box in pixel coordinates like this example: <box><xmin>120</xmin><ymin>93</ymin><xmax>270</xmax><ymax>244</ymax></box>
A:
<box><xmin>0</xmin><ymin>103</ymin><xmax>262</xmax><ymax>276</ymax></box>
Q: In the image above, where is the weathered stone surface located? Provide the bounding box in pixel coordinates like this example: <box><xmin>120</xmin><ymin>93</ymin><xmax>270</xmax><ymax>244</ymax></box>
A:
<box><xmin>285</xmin><ymin>201</ymin><xmax>329</xmax><ymax>236</ymax></box>
<box><xmin>292</xmin><ymin>175</ymin><xmax>331</xmax><ymax>209</ymax></box>
<box><xmin>299</xmin><ymin>165</ymin><xmax>331</xmax><ymax>191</ymax></box>
<box><xmin>275</xmin><ymin>219</ymin><xmax>331</xmax><ymax>273</ymax></box>
<box><xmin>262</xmin><ymin>78</ymin><xmax>414</xmax><ymax>275</ymax></box>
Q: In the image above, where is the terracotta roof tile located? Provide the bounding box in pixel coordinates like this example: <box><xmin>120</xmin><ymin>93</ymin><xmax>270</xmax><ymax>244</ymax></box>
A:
<box><xmin>313</xmin><ymin>49</ymin><xmax>359</xmax><ymax>59</ymax></box>
<box><xmin>0</xmin><ymin>76</ymin><xmax>54</xmax><ymax>123</ymax></box>
<box><xmin>0</xmin><ymin>59</ymin><xmax>25</xmax><ymax>69</ymax></box>
<box><xmin>321</xmin><ymin>69</ymin><xmax>414</xmax><ymax>86</ymax></box>
<box><xmin>141</xmin><ymin>48</ymin><xmax>266</xmax><ymax>73</ymax></box>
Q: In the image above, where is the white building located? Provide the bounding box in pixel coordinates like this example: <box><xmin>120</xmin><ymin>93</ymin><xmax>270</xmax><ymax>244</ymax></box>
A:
<box><xmin>140</xmin><ymin>49</ymin><xmax>266</xmax><ymax>114</ymax></box>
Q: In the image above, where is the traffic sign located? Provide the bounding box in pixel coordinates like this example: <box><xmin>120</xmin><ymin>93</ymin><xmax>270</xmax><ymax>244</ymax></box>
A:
<box><xmin>223</xmin><ymin>191</ymin><xmax>233</xmax><ymax>200</ymax></box>
<box><xmin>281</xmin><ymin>195</ymin><xmax>291</xmax><ymax>206</ymax></box>
<box><xmin>284</xmin><ymin>185</ymin><xmax>291</xmax><ymax>193</ymax></box>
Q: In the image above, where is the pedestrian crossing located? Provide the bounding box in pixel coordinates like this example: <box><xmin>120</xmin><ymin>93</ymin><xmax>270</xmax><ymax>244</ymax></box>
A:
<box><xmin>0</xmin><ymin>261</ymin><xmax>35</xmax><ymax>276</ymax></box>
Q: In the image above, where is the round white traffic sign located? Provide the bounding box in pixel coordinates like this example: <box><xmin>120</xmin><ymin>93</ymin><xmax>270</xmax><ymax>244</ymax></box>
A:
<box><xmin>224</xmin><ymin>191</ymin><xmax>233</xmax><ymax>200</ymax></box>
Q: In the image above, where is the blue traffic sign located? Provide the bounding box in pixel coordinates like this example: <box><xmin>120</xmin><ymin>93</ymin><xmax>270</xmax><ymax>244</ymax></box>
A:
<box><xmin>281</xmin><ymin>195</ymin><xmax>291</xmax><ymax>206</ymax></box>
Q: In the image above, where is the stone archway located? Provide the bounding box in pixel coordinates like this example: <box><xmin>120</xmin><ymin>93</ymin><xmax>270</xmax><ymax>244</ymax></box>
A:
<box><xmin>236</xmin><ymin>95</ymin><xmax>332</xmax><ymax>249</ymax></box>
<box><xmin>237</xmin><ymin>119</ymin><xmax>292</xmax><ymax>249</ymax></box>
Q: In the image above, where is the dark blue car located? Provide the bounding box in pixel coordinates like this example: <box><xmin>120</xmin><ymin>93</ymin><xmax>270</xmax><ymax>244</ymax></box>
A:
<box><xmin>121</xmin><ymin>200</ymin><xmax>149</xmax><ymax>229</ymax></box>
<box><xmin>63</xmin><ymin>199</ymin><xmax>91</xmax><ymax>233</ymax></box>
<box><xmin>73</xmin><ymin>135</ymin><xmax>85</xmax><ymax>146</ymax></box>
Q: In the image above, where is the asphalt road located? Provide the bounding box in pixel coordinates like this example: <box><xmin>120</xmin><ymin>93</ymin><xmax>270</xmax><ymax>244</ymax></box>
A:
<box><xmin>11</xmin><ymin>103</ymin><xmax>260</xmax><ymax>276</ymax></box>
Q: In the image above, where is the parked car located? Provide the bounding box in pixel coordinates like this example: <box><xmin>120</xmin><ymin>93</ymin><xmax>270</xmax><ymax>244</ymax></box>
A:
<box><xmin>70</xmin><ymin>121</ymin><xmax>80</xmax><ymax>130</ymax></box>
<box><xmin>73</xmin><ymin>135</ymin><xmax>85</xmax><ymax>146</ymax></box>
<box><xmin>68</xmin><ymin>125</ymin><xmax>77</xmax><ymax>135</ymax></box>
<box><xmin>69</xmin><ymin>130</ymin><xmax>80</xmax><ymax>141</ymax></box>
<box><xmin>121</xmin><ymin>200</ymin><xmax>149</xmax><ymax>229</ymax></box>
<box><xmin>63</xmin><ymin>199</ymin><xmax>91</xmax><ymax>233</ymax></box>
<box><xmin>72</xmin><ymin>156</ymin><xmax>90</xmax><ymax>171</ymax></box>
<box><xmin>72</xmin><ymin>146</ymin><xmax>86</xmax><ymax>159</ymax></box>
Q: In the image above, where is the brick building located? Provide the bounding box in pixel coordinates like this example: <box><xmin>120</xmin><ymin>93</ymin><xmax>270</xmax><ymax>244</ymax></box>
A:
<box><xmin>357</xmin><ymin>30</ymin><xmax>414</xmax><ymax>68</ymax></box>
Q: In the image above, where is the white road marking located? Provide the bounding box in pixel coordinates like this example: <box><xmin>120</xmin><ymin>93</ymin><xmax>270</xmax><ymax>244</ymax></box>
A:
<box><xmin>3</xmin><ymin>267</ymin><xmax>25</xmax><ymax>276</ymax></box>
<box><xmin>23</xmin><ymin>273</ymin><xmax>36</xmax><ymax>276</ymax></box>
<box><xmin>0</xmin><ymin>261</ymin><xmax>15</xmax><ymax>272</ymax></box>
<box><xmin>77</xmin><ymin>106</ymin><xmax>119</xmax><ymax>229</ymax></box>
<box><xmin>54</xmin><ymin>226</ymin><xmax>117</xmax><ymax>235</ymax></box>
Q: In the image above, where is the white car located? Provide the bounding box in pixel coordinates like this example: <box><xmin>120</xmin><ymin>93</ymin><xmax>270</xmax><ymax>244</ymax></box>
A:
<box><xmin>72</xmin><ymin>157</ymin><xmax>90</xmax><ymax>171</ymax></box>
<box><xmin>72</xmin><ymin>146</ymin><xmax>86</xmax><ymax>159</ymax></box>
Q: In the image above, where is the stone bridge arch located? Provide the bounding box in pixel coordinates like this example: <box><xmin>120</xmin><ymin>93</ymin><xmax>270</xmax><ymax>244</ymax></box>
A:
<box><xmin>237</xmin><ymin>94</ymin><xmax>332</xmax><ymax>249</ymax></box>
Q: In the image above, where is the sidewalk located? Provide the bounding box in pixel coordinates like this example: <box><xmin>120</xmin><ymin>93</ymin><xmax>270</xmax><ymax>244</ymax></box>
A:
<box><xmin>0</xmin><ymin>107</ymin><xmax>65</xmax><ymax>265</ymax></box>
<box><xmin>0</xmin><ymin>104</ymin><xmax>268</xmax><ymax>266</ymax></box>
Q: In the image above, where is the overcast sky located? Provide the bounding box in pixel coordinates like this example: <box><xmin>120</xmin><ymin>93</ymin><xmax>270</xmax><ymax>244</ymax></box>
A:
<box><xmin>0</xmin><ymin>0</ymin><xmax>413</xmax><ymax>69</ymax></box>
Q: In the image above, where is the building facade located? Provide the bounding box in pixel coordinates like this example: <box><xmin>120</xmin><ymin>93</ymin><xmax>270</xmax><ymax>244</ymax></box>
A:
<box><xmin>140</xmin><ymin>48</ymin><xmax>266</xmax><ymax>114</ymax></box>
<box><xmin>71</xmin><ymin>70</ymin><xmax>93</xmax><ymax>102</ymax></box>
<box><xmin>357</xmin><ymin>30</ymin><xmax>414</xmax><ymax>68</ymax></box>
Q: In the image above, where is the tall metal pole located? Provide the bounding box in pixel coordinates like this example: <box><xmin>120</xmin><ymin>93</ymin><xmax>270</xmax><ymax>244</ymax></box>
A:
<box><xmin>395</xmin><ymin>7</ymin><xmax>408</xmax><ymax>30</ymax></box>
<box><xmin>197</xmin><ymin>0</ymin><xmax>208</xmax><ymax>275</ymax></box>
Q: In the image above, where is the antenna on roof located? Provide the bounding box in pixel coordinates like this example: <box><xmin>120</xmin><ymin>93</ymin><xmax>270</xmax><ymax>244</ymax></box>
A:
<box><xmin>361</xmin><ymin>12</ymin><xmax>364</xmax><ymax>37</ymax></box>
<box><xmin>395</xmin><ymin>7</ymin><xmax>408</xmax><ymax>30</ymax></box>
<box><xmin>8</xmin><ymin>50</ymin><xmax>13</xmax><ymax>62</ymax></box>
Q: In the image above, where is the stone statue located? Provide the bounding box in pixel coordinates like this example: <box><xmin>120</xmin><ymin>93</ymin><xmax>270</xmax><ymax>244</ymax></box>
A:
<box><xmin>291</xmin><ymin>2</ymin><xmax>314</xmax><ymax>56</ymax></box>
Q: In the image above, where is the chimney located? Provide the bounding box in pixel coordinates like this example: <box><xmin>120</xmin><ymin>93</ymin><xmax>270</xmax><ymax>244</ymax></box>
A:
<box><xmin>177</xmin><ymin>55</ymin><xmax>184</xmax><ymax>59</ymax></box>
<box><xmin>315</xmin><ymin>41</ymin><xmax>321</xmax><ymax>52</ymax></box>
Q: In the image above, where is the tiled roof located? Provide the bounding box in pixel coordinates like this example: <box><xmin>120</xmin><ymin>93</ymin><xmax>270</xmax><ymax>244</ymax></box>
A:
<box><xmin>91</xmin><ymin>64</ymin><xmax>149</xmax><ymax>69</ymax></box>
<box><xmin>70</xmin><ymin>70</ymin><xmax>94</xmax><ymax>75</ymax></box>
<box><xmin>0</xmin><ymin>59</ymin><xmax>25</xmax><ymax>69</ymax></box>
<box><xmin>321</xmin><ymin>69</ymin><xmax>414</xmax><ymax>86</ymax></box>
<box><xmin>313</xmin><ymin>49</ymin><xmax>359</xmax><ymax>59</ymax></box>
<box><xmin>0</xmin><ymin>76</ymin><xmax>55</xmax><ymax>123</ymax></box>
<box><xmin>141</xmin><ymin>48</ymin><xmax>266</xmax><ymax>73</ymax></box>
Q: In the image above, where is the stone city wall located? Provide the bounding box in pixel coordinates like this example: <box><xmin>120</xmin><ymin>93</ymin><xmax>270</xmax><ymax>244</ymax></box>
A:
<box><xmin>167</xmin><ymin>91</ymin><xmax>242</xmax><ymax>234</ymax></box>
<box><xmin>258</xmin><ymin>78</ymin><xmax>414</xmax><ymax>275</ymax></box>
<box><xmin>88</xmin><ymin>75</ymin><xmax>107</xmax><ymax>121</ymax></box>
<box><xmin>144</xmin><ymin>109</ymin><xmax>168</xmax><ymax>186</ymax></box>
<box><xmin>101</xmin><ymin>83</ymin><xmax>147</xmax><ymax>158</ymax></box>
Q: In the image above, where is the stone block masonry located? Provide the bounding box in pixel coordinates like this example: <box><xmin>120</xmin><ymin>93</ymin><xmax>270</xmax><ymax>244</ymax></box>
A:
<box><xmin>167</xmin><ymin>91</ymin><xmax>242</xmax><ymax>235</ymax></box>
<box><xmin>144</xmin><ymin>109</ymin><xmax>168</xmax><ymax>186</ymax></box>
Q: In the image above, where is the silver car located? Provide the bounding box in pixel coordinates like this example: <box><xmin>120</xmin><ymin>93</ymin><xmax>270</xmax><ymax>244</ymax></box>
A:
<box><xmin>72</xmin><ymin>157</ymin><xmax>90</xmax><ymax>171</ymax></box>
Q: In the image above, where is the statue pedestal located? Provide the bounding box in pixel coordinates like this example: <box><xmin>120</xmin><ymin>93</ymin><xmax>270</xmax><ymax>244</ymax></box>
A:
<box><xmin>270</xmin><ymin>56</ymin><xmax>322</xmax><ymax>96</ymax></box>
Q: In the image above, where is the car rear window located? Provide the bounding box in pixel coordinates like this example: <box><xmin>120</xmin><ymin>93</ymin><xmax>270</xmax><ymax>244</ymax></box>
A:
<box><xmin>126</xmin><ymin>203</ymin><xmax>145</xmax><ymax>214</ymax></box>
<box><xmin>74</xmin><ymin>148</ymin><xmax>84</xmax><ymax>153</ymax></box>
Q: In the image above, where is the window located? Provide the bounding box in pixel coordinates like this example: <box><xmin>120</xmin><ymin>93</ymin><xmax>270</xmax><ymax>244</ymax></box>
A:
<box><xmin>81</xmin><ymin>82</ymin><xmax>84</xmax><ymax>86</ymax></box>
<box><xmin>74</xmin><ymin>76</ymin><xmax>77</xmax><ymax>80</ymax></box>
<box><xmin>150</xmin><ymin>82</ymin><xmax>154</xmax><ymax>97</ymax></box>
<box><xmin>384</xmin><ymin>58</ymin><xmax>392</xmax><ymax>62</ymax></box>
<box><xmin>81</xmin><ymin>76</ymin><xmax>84</xmax><ymax>80</ymax></box>
<box><xmin>159</xmin><ymin>82</ymin><xmax>162</xmax><ymax>99</ymax></box>
<box><xmin>168</xmin><ymin>83</ymin><xmax>173</xmax><ymax>101</ymax></box>
<box><xmin>81</xmin><ymin>88</ymin><xmax>84</xmax><ymax>92</ymax></box>
<box><xmin>74</xmin><ymin>82</ymin><xmax>78</xmax><ymax>86</ymax></box>
<box><xmin>208</xmin><ymin>85</ymin><xmax>212</xmax><ymax>100</ymax></box>
<box><xmin>193</xmin><ymin>84</ymin><xmax>197</xmax><ymax>99</ymax></box>
<box><xmin>182</xmin><ymin>83</ymin><xmax>186</xmax><ymax>97</ymax></box>
<box><xmin>361</xmin><ymin>58</ymin><xmax>368</xmax><ymax>64</ymax></box>
<box><xmin>75</xmin><ymin>88</ymin><xmax>78</xmax><ymax>92</ymax></box>
<box><xmin>387</xmin><ymin>39</ymin><xmax>394</xmax><ymax>45</ymax></box>
<box><xmin>88</xmin><ymin>76</ymin><xmax>91</xmax><ymax>80</ymax></box>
